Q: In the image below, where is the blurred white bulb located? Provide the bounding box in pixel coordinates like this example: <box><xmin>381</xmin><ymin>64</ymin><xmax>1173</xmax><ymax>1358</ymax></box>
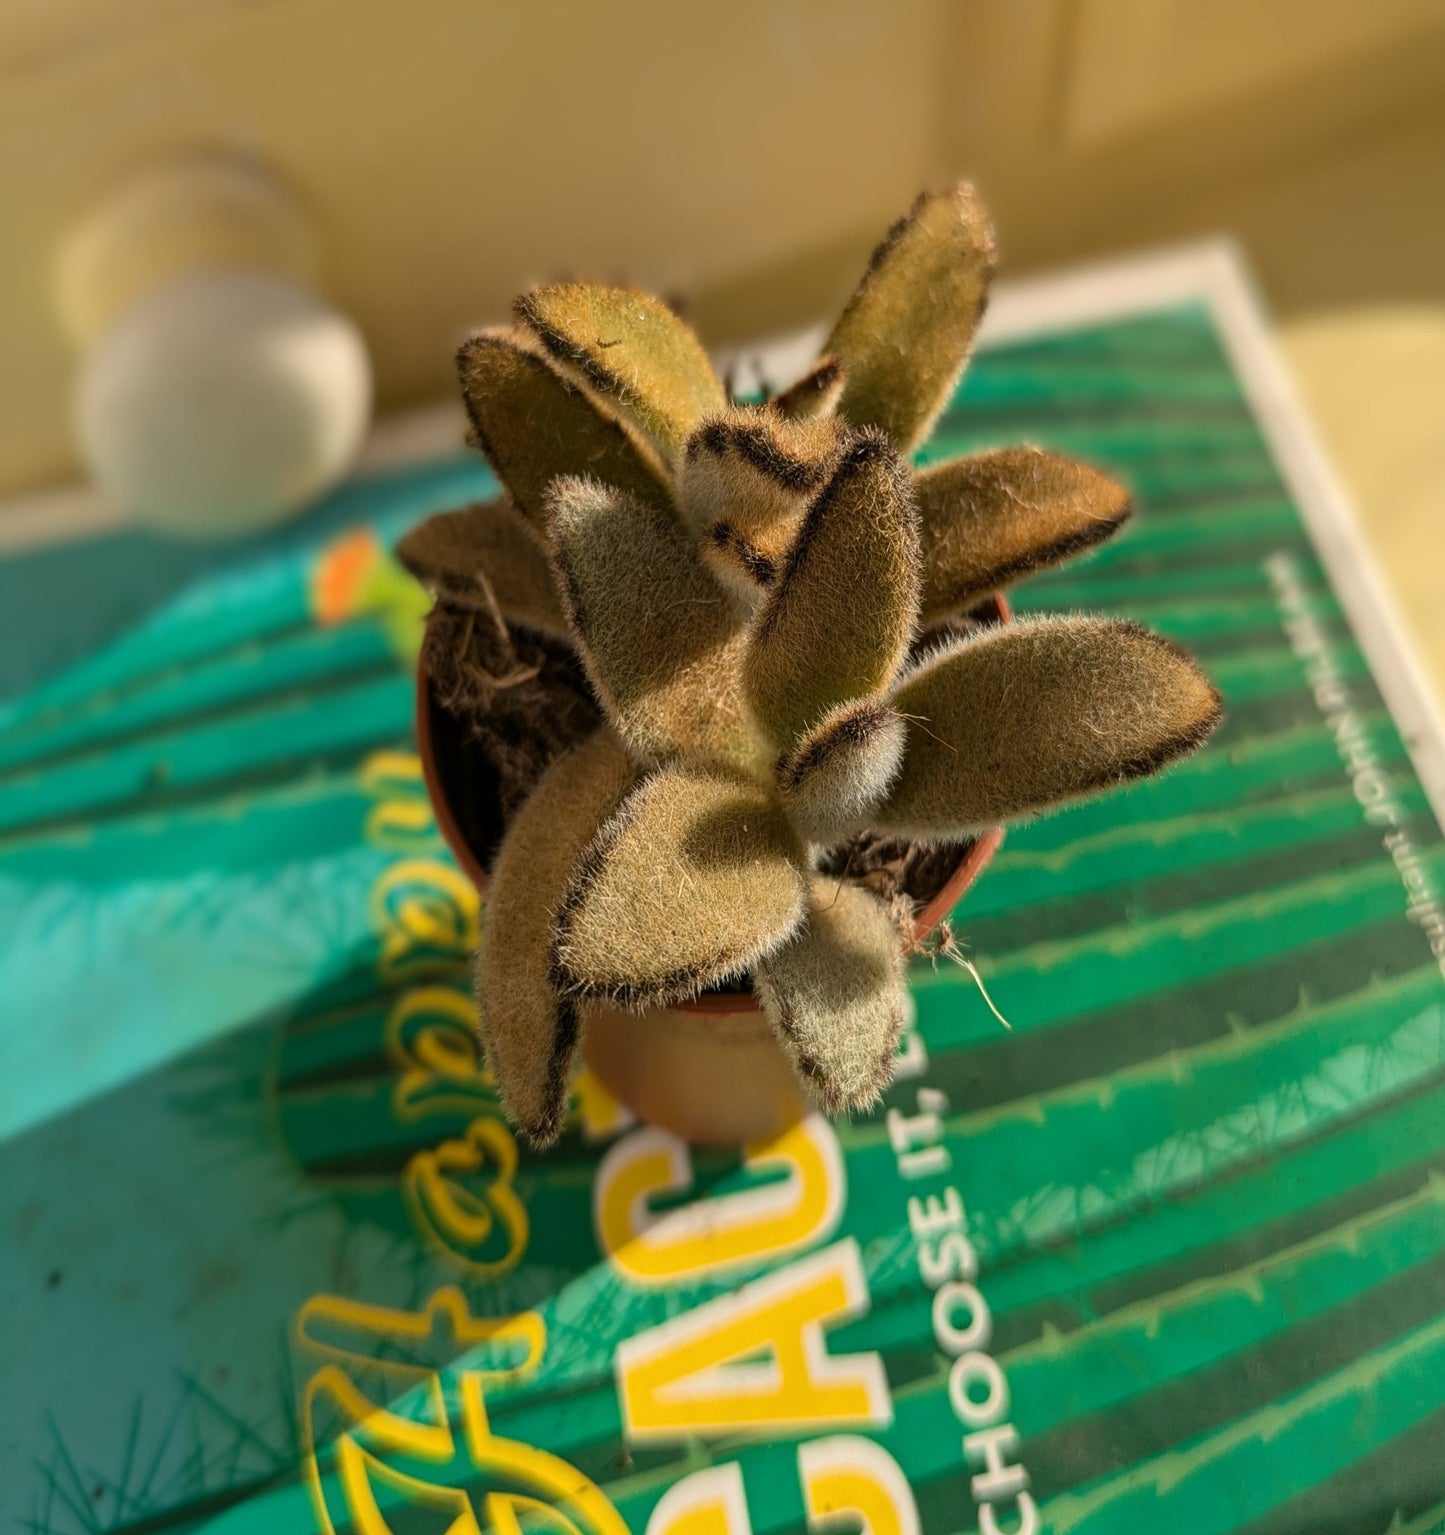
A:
<box><xmin>75</xmin><ymin>268</ymin><xmax>371</xmax><ymax>536</ymax></box>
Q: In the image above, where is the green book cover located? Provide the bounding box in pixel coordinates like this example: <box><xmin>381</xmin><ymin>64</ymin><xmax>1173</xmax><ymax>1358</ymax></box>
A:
<box><xmin>3</xmin><ymin>243</ymin><xmax>1444</xmax><ymax>1535</ymax></box>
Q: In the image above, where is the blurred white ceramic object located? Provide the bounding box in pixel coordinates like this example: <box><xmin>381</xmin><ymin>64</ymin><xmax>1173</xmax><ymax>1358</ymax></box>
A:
<box><xmin>74</xmin><ymin>270</ymin><xmax>370</xmax><ymax>536</ymax></box>
<box><xmin>57</xmin><ymin>154</ymin><xmax>372</xmax><ymax>536</ymax></box>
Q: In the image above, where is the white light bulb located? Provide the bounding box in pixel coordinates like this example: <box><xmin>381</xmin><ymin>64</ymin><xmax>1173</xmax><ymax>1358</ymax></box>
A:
<box><xmin>75</xmin><ymin>268</ymin><xmax>371</xmax><ymax>537</ymax></box>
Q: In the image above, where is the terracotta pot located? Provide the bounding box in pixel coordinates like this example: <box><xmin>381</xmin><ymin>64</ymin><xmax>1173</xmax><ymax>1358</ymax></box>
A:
<box><xmin>416</xmin><ymin>596</ymin><xmax>1009</xmax><ymax>1144</ymax></box>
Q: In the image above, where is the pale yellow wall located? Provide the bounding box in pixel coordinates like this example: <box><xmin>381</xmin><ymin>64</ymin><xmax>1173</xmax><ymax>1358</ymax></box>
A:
<box><xmin>933</xmin><ymin>0</ymin><xmax>1445</xmax><ymax>298</ymax></box>
<box><xmin>3</xmin><ymin>0</ymin><xmax>1445</xmax><ymax>502</ymax></box>
<box><xmin>0</xmin><ymin>0</ymin><xmax>947</xmax><ymax>496</ymax></box>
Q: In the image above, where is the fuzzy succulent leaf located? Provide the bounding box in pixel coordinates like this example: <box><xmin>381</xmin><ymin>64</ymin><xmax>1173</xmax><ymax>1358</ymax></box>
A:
<box><xmin>877</xmin><ymin>616</ymin><xmax>1223</xmax><ymax>838</ymax></box>
<box><xmin>547</xmin><ymin>476</ymin><xmax>754</xmax><ymax>767</ymax></box>
<box><xmin>515</xmin><ymin>284</ymin><xmax>726</xmax><ymax>459</ymax></box>
<box><xmin>476</xmin><ymin>730</ymin><xmax>635</xmax><ymax>1147</ymax></box>
<box><xmin>775</xmin><ymin>698</ymin><xmax>906</xmax><ymax>844</ymax></box>
<box><xmin>396</xmin><ymin>496</ymin><xmax>567</xmax><ymax>636</ymax></box>
<box><xmin>744</xmin><ymin>429</ymin><xmax>920</xmax><ymax>748</ymax></box>
<box><xmin>552</xmin><ymin>765</ymin><xmax>807</xmax><ymax>1007</ymax></box>
<box><xmin>457</xmin><ymin>329</ymin><xmax>672</xmax><ymax>529</ymax></box>
<box><xmin>754</xmin><ymin>879</ymin><xmax>908</xmax><ymax>1114</ymax></box>
<box><xmin>824</xmin><ymin>182</ymin><xmax>995</xmax><ymax>453</ymax></box>
<box><xmin>772</xmin><ymin>356</ymin><xmax>847</xmax><ymax>421</ymax></box>
<box><xmin>917</xmin><ymin>447</ymin><xmax>1131</xmax><ymax>622</ymax></box>
<box><xmin>680</xmin><ymin>408</ymin><xmax>848</xmax><ymax>596</ymax></box>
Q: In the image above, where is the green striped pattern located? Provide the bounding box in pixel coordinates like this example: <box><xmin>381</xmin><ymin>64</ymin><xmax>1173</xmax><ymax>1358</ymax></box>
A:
<box><xmin>4</xmin><ymin>301</ymin><xmax>1444</xmax><ymax>1535</ymax></box>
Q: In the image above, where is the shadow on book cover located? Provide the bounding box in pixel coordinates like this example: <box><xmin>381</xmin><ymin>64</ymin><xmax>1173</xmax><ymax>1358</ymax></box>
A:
<box><xmin>3</xmin><ymin>246</ymin><xmax>1445</xmax><ymax>1535</ymax></box>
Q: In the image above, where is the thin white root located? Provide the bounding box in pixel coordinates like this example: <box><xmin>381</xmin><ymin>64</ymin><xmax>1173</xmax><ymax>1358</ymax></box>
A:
<box><xmin>932</xmin><ymin>924</ymin><xmax>1013</xmax><ymax>1031</ymax></box>
<box><xmin>956</xmin><ymin>952</ymin><xmax>1012</xmax><ymax>1031</ymax></box>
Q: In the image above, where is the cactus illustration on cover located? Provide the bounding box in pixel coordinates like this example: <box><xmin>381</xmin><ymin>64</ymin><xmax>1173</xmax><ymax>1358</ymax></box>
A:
<box><xmin>2</xmin><ymin>188</ymin><xmax>1444</xmax><ymax>1535</ymax></box>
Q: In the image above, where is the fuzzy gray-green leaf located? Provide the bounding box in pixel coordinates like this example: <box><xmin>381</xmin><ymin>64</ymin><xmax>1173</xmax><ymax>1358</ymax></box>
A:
<box><xmin>516</xmin><ymin>283</ymin><xmax>726</xmax><ymax>459</ymax></box>
<box><xmin>743</xmin><ymin>429</ymin><xmax>920</xmax><ymax>748</ymax></box>
<box><xmin>547</xmin><ymin>476</ymin><xmax>754</xmax><ymax>767</ymax></box>
<box><xmin>772</xmin><ymin>356</ymin><xmax>847</xmax><ymax>421</ymax></box>
<box><xmin>824</xmin><ymin>182</ymin><xmax>995</xmax><ymax>452</ymax></box>
<box><xmin>552</xmin><ymin>764</ymin><xmax>807</xmax><ymax>1007</ymax></box>
<box><xmin>397</xmin><ymin>496</ymin><xmax>567</xmax><ymax>636</ymax></box>
<box><xmin>917</xmin><ymin>447</ymin><xmax>1131</xmax><ymax>621</ymax></box>
<box><xmin>877</xmin><ymin>616</ymin><xmax>1223</xmax><ymax>838</ymax></box>
<box><xmin>754</xmin><ymin>879</ymin><xmax>908</xmax><ymax>1113</ymax></box>
<box><xmin>680</xmin><ymin>407</ymin><xmax>848</xmax><ymax>596</ymax></box>
<box><xmin>776</xmin><ymin>698</ymin><xmax>906</xmax><ymax>844</ymax></box>
<box><xmin>477</xmin><ymin>730</ymin><xmax>635</xmax><ymax>1146</ymax></box>
<box><xmin>456</xmin><ymin>328</ymin><xmax>672</xmax><ymax>529</ymax></box>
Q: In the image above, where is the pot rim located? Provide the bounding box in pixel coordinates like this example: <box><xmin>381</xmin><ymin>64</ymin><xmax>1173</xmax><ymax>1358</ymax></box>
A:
<box><xmin>415</xmin><ymin>593</ymin><xmax>1011</xmax><ymax>1017</ymax></box>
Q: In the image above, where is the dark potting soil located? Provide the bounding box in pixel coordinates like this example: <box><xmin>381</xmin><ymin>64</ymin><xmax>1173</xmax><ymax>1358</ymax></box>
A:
<box><xmin>423</xmin><ymin>596</ymin><xmax>600</xmax><ymax>863</ymax></box>
<box><xmin>816</xmin><ymin>831</ymin><xmax>975</xmax><ymax>913</ymax></box>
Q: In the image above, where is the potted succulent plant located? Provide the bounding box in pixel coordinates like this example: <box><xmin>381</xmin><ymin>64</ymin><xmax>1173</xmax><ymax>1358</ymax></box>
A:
<box><xmin>401</xmin><ymin>183</ymin><xmax>1221</xmax><ymax>1148</ymax></box>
